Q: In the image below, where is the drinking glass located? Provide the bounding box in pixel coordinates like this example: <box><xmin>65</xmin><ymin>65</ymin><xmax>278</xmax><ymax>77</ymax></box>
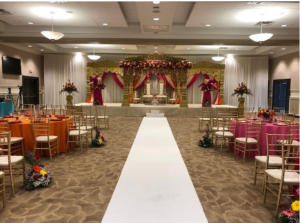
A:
<box><xmin>9</xmin><ymin>111</ymin><xmax>13</xmax><ymax>117</ymax></box>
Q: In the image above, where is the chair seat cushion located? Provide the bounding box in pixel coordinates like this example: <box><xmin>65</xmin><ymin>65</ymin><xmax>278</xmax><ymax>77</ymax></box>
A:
<box><xmin>236</xmin><ymin>137</ymin><xmax>257</xmax><ymax>143</ymax></box>
<box><xmin>0</xmin><ymin>171</ymin><xmax>3</xmax><ymax>176</ymax></box>
<box><xmin>255</xmin><ymin>156</ymin><xmax>282</xmax><ymax>166</ymax></box>
<box><xmin>84</xmin><ymin>116</ymin><xmax>95</xmax><ymax>118</ymax></box>
<box><xmin>199</xmin><ymin>118</ymin><xmax>210</xmax><ymax>121</ymax></box>
<box><xmin>265</xmin><ymin>169</ymin><xmax>299</xmax><ymax>183</ymax></box>
<box><xmin>79</xmin><ymin>126</ymin><xmax>93</xmax><ymax>130</ymax></box>
<box><xmin>97</xmin><ymin>116</ymin><xmax>109</xmax><ymax>119</ymax></box>
<box><xmin>69</xmin><ymin>130</ymin><xmax>87</xmax><ymax>136</ymax></box>
<box><xmin>1</xmin><ymin>137</ymin><xmax>23</xmax><ymax>143</ymax></box>
<box><xmin>143</xmin><ymin>95</ymin><xmax>153</xmax><ymax>98</ymax></box>
<box><xmin>157</xmin><ymin>95</ymin><xmax>167</xmax><ymax>98</ymax></box>
<box><xmin>134</xmin><ymin>98</ymin><xmax>140</xmax><ymax>100</ymax></box>
<box><xmin>36</xmin><ymin>136</ymin><xmax>58</xmax><ymax>142</ymax></box>
<box><xmin>215</xmin><ymin>131</ymin><xmax>234</xmax><ymax>137</ymax></box>
<box><xmin>213</xmin><ymin>118</ymin><xmax>223</xmax><ymax>120</ymax></box>
<box><xmin>0</xmin><ymin>155</ymin><xmax>23</xmax><ymax>166</ymax></box>
<box><xmin>277</xmin><ymin>139</ymin><xmax>299</xmax><ymax>146</ymax></box>
<box><xmin>212</xmin><ymin>127</ymin><xmax>228</xmax><ymax>131</ymax></box>
<box><xmin>168</xmin><ymin>98</ymin><xmax>176</xmax><ymax>101</ymax></box>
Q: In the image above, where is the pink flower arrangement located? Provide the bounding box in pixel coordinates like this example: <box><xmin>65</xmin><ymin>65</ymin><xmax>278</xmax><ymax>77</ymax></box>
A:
<box><xmin>231</xmin><ymin>82</ymin><xmax>253</xmax><ymax>97</ymax></box>
<box><xmin>60</xmin><ymin>80</ymin><xmax>79</xmax><ymax>95</ymax></box>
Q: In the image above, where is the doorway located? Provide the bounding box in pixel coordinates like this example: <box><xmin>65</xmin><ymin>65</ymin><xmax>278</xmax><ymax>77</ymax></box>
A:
<box><xmin>22</xmin><ymin>76</ymin><xmax>39</xmax><ymax>105</ymax></box>
<box><xmin>272</xmin><ymin>79</ymin><xmax>290</xmax><ymax>113</ymax></box>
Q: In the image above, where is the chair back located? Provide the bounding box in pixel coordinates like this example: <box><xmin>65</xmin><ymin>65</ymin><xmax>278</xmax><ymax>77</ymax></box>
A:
<box><xmin>144</xmin><ymin>79</ymin><xmax>152</xmax><ymax>96</ymax></box>
<box><xmin>282</xmin><ymin>113</ymin><xmax>295</xmax><ymax>122</ymax></box>
<box><xmin>220</xmin><ymin>114</ymin><xmax>237</xmax><ymax>135</ymax></box>
<box><xmin>73</xmin><ymin>112</ymin><xmax>88</xmax><ymax>129</ymax></box>
<box><xmin>245</xmin><ymin>121</ymin><xmax>262</xmax><ymax>142</ymax></box>
<box><xmin>289</xmin><ymin>123</ymin><xmax>300</xmax><ymax>142</ymax></box>
<box><xmin>214</xmin><ymin>112</ymin><xmax>232</xmax><ymax>131</ymax></box>
<box><xmin>66</xmin><ymin>115</ymin><xmax>82</xmax><ymax>133</ymax></box>
<box><xmin>133</xmin><ymin>90</ymin><xmax>138</xmax><ymax>98</ymax></box>
<box><xmin>280</xmin><ymin>143</ymin><xmax>299</xmax><ymax>183</ymax></box>
<box><xmin>157</xmin><ymin>79</ymin><xmax>166</xmax><ymax>96</ymax></box>
<box><xmin>95</xmin><ymin>105</ymin><xmax>106</xmax><ymax>117</ymax></box>
<box><xmin>266</xmin><ymin>134</ymin><xmax>294</xmax><ymax>169</ymax></box>
<box><xmin>0</xmin><ymin>131</ymin><xmax>23</xmax><ymax>155</ymax></box>
<box><xmin>31</xmin><ymin>117</ymin><xmax>50</xmax><ymax>140</ymax></box>
<box><xmin>0</xmin><ymin>119</ymin><xmax>9</xmax><ymax>132</ymax></box>
<box><xmin>63</xmin><ymin>109</ymin><xmax>75</xmax><ymax>116</ymax></box>
<box><xmin>273</xmin><ymin>107</ymin><xmax>285</xmax><ymax>113</ymax></box>
<box><xmin>81</xmin><ymin>106</ymin><xmax>94</xmax><ymax>126</ymax></box>
<box><xmin>51</xmin><ymin>105</ymin><xmax>63</xmax><ymax>115</ymax></box>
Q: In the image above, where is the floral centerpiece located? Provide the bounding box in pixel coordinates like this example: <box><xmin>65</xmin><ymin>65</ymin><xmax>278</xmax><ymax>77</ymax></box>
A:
<box><xmin>91</xmin><ymin>126</ymin><xmax>106</xmax><ymax>147</ymax></box>
<box><xmin>93</xmin><ymin>97</ymin><xmax>102</xmax><ymax>106</ymax></box>
<box><xmin>199</xmin><ymin>124</ymin><xmax>213</xmax><ymax>148</ymax></box>
<box><xmin>23</xmin><ymin>153</ymin><xmax>51</xmax><ymax>191</ymax></box>
<box><xmin>59</xmin><ymin>80</ymin><xmax>79</xmax><ymax>95</ymax></box>
<box><xmin>204</xmin><ymin>98</ymin><xmax>211</xmax><ymax>107</ymax></box>
<box><xmin>274</xmin><ymin>188</ymin><xmax>299</xmax><ymax>223</ymax></box>
<box><xmin>231</xmin><ymin>82</ymin><xmax>253</xmax><ymax>97</ymax></box>
<box><xmin>94</xmin><ymin>83</ymin><xmax>106</xmax><ymax>90</ymax></box>
<box><xmin>258</xmin><ymin>107</ymin><xmax>275</xmax><ymax>121</ymax></box>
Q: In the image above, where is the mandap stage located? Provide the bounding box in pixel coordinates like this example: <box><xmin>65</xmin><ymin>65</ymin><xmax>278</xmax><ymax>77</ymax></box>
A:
<box><xmin>74</xmin><ymin>102</ymin><xmax>237</xmax><ymax>118</ymax></box>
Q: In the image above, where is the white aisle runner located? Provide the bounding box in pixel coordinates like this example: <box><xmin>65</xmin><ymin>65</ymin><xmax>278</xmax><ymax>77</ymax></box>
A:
<box><xmin>102</xmin><ymin>118</ymin><xmax>208</xmax><ymax>223</ymax></box>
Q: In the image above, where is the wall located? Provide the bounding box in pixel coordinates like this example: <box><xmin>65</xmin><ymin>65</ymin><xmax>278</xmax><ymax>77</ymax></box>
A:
<box><xmin>0</xmin><ymin>44</ymin><xmax>44</xmax><ymax>103</ymax></box>
<box><xmin>269</xmin><ymin>51</ymin><xmax>299</xmax><ymax>115</ymax></box>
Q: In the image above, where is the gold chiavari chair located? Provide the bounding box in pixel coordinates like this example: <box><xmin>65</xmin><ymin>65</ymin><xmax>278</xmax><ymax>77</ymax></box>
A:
<box><xmin>51</xmin><ymin>105</ymin><xmax>63</xmax><ymax>115</ymax></box>
<box><xmin>254</xmin><ymin>134</ymin><xmax>294</xmax><ymax>190</ymax></box>
<box><xmin>65</xmin><ymin>115</ymin><xmax>88</xmax><ymax>152</ymax></box>
<box><xmin>31</xmin><ymin>117</ymin><xmax>59</xmax><ymax>162</ymax></box>
<box><xmin>63</xmin><ymin>109</ymin><xmax>76</xmax><ymax>116</ymax></box>
<box><xmin>0</xmin><ymin>131</ymin><xmax>25</xmax><ymax>196</ymax></box>
<box><xmin>234</xmin><ymin>121</ymin><xmax>262</xmax><ymax>163</ymax></box>
<box><xmin>0</xmin><ymin>171</ymin><xmax>5</xmax><ymax>208</ymax></box>
<box><xmin>198</xmin><ymin>107</ymin><xmax>212</xmax><ymax>131</ymax></box>
<box><xmin>81</xmin><ymin>105</ymin><xmax>95</xmax><ymax>127</ymax></box>
<box><xmin>215</xmin><ymin>114</ymin><xmax>238</xmax><ymax>152</ymax></box>
<box><xmin>95</xmin><ymin>105</ymin><xmax>109</xmax><ymax>129</ymax></box>
<box><xmin>263</xmin><ymin>143</ymin><xmax>300</xmax><ymax>213</ymax></box>
<box><xmin>282</xmin><ymin>113</ymin><xmax>295</xmax><ymax>123</ymax></box>
<box><xmin>39</xmin><ymin>104</ymin><xmax>48</xmax><ymax>114</ymax></box>
<box><xmin>211</xmin><ymin>111</ymin><xmax>231</xmax><ymax>143</ymax></box>
<box><xmin>273</xmin><ymin>107</ymin><xmax>285</xmax><ymax>113</ymax></box>
<box><xmin>74</xmin><ymin>112</ymin><xmax>93</xmax><ymax>141</ymax></box>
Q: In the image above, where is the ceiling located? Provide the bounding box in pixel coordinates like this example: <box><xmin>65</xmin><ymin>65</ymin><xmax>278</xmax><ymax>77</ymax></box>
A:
<box><xmin>0</xmin><ymin>1</ymin><xmax>298</xmax><ymax>59</ymax></box>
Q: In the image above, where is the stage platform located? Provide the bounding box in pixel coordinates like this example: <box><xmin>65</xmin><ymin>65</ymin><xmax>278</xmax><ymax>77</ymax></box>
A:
<box><xmin>74</xmin><ymin>103</ymin><xmax>237</xmax><ymax>118</ymax></box>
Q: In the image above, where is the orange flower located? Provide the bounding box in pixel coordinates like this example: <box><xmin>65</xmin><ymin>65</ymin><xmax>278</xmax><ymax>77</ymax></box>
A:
<box><xmin>33</xmin><ymin>165</ymin><xmax>41</xmax><ymax>172</ymax></box>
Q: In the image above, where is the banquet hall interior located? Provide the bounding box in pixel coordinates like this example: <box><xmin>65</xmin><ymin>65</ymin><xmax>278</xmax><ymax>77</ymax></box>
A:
<box><xmin>0</xmin><ymin>1</ymin><xmax>299</xmax><ymax>223</ymax></box>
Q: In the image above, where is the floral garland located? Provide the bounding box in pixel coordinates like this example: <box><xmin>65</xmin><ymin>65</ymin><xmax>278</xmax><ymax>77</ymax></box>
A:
<box><xmin>23</xmin><ymin>153</ymin><xmax>51</xmax><ymax>191</ymax></box>
<box><xmin>119</xmin><ymin>60</ymin><xmax>192</xmax><ymax>70</ymax></box>
<box><xmin>231</xmin><ymin>82</ymin><xmax>253</xmax><ymax>97</ymax></box>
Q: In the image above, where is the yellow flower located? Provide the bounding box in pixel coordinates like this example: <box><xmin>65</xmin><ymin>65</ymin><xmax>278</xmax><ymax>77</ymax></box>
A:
<box><xmin>261</xmin><ymin>111</ymin><xmax>264</xmax><ymax>114</ymax></box>
<box><xmin>40</xmin><ymin>170</ymin><xmax>47</xmax><ymax>175</ymax></box>
<box><xmin>98</xmin><ymin>139</ymin><xmax>102</xmax><ymax>143</ymax></box>
<box><xmin>203</xmin><ymin>134</ymin><xmax>206</xmax><ymax>136</ymax></box>
<box><xmin>291</xmin><ymin>200</ymin><xmax>300</xmax><ymax>211</ymax></box>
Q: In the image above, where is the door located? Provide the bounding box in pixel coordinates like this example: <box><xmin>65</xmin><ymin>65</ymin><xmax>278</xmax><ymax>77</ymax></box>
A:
<box><xmin>22</xmin><ymin>76</ymin><xmax>39</xmax><ymax>105</ymax></box>
<box><xmin>272</xmin><ymin>79</ymin><xmax>290</xmax><ymax>113</ymax></box>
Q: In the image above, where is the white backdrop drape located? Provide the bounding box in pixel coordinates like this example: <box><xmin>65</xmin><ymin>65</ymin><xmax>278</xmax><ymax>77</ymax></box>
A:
<box><xmin>102</xmin><ymin>73</ymin><xmax>123</xmax><ymax>103</ymax></box>
<box><xmin>224</xmin><ymin>56</ymin><xmax>268</xmax><ymax>110</ymax></box>
<box><xmin>44</xmin><ymin>54</ymin><xmax>87</xmax><ymax>106</ymax></box>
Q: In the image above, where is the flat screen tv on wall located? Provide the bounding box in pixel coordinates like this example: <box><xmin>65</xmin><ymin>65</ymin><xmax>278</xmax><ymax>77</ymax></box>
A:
<box><xmin>2</xmin><ymin>56</ymin><xmax>21</xmax><ymax>75</ymax></box>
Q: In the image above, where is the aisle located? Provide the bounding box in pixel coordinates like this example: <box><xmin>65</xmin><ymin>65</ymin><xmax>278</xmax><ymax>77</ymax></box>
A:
<box><xmin>102</xmin><ymin>117</ymin><xmax>208</xmax><ymax>223</ymax></box>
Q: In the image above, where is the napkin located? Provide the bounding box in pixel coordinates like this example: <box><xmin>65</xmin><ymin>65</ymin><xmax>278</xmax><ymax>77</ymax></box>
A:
<box><xmin>50</xmin><ymin>118</ymin><xmax>62</xmax><ymax>121</ymax></box>
<box><xmin>9</xmin><ymin>120</ymin><xmax>22</xmax><ymax>124</ymax></box>
<box><xmin>56</xmin><ymin>115</ymin><xmax>66</xmax><ymax>119</ymax></box>
<box><xmin>4</xmin><ymin>115</ymin><xmax>11</xmax><ymax>118</ymax></box>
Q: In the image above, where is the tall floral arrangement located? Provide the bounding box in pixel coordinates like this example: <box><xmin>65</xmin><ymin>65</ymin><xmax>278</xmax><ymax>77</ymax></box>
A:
<box><xmin>23</xmin><ymin>153</ymin><xmax>51</xmax><ymax>191</ymax></box>
<box><xmin>199</xmin><ymin>124</ymin><xmax>213</xmax><ymax>148</ymax></box>
<box><xmin>59</xmin><ymin>80</ymin><xmax>79</xmax><ymax>95</ymax></box>
<box><xmin>231</xmin><ymin>82</ymin><xmax>253</xmax><ymax>97</ymax></box>
<box><xmin>274</xmin><ymin>188</ymin><xmax>299</xmax><ymax>223</ymax></box>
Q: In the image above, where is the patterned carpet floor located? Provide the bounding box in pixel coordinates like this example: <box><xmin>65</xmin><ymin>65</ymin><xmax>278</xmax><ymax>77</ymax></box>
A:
<box><xmin>0</xmin><ymin>117</ymin><xmax>279</xmax><ymax>223</ymax></box>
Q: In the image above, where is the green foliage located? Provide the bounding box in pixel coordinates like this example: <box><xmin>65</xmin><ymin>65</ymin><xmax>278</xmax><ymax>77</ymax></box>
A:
<box><xmin>199</xmin><ymin>124</ymin><xmax>213</xmax><ymax>148</ymax></box>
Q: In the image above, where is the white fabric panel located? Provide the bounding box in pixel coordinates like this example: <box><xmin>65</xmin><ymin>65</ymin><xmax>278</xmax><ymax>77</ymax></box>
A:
<box><xmin>187</xmin><ymin>74</ymin><xmax>203</xmax><ymax>104</ymax></box>
<box><xmin>44</xmin><ymin>54</ymin><xmax>87</xmax><ymax>106</ymax></box>
<box><xmin>102</xmin><ymin>73</ymin><xmax>123</xmax><ymax>103</ymax></box>
<box><xmin>224</xmin><ymin>57</ymin><xmax>268</xmax><ymax>110</ymax></box>
<box><xmin>102</xmin><ymin>118</ymin><xmax>208</xmax><ymax>223</ymax></box>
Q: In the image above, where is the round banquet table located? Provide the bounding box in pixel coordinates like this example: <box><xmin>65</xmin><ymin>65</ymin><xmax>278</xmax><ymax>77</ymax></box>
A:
<box><xmin>7</xmin><ymin>117</ymin><xmax>75</xmax><ymax>156</ymax></box>
<box><xmin>232</xmin><ymin>120</ymin><xmax>290</xmax><ymax>158</ymax></box>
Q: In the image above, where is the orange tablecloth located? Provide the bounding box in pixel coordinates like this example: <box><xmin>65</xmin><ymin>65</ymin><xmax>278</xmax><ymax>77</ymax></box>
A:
<box><xmin>8</xmin><ymin>117</ymin><xmax>75</xmax><ymax>156</ymax></box>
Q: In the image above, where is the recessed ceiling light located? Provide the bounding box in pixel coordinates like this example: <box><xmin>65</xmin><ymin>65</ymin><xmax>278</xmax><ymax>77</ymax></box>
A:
<box><xmin>235</xmin><ymin>49</ymin><xmax>239</xmax><ymax>50</ymax></box>
<box><xmin>187</xmin><ymin>48</ymin><xmax>190</xmax><ymax>50</ymax></box>
<box><xmin>154</xmin><ymin>51</ymin><xmax>158</xmax><ymax>53</ymax></box>
<box><xmin>28</xmin><ymin>45</ymin><xmax>32</xmax><ymax>48</ymax></box>
<box><xmin>153</xmin><ymin>1</ymin><xmax>160</xmax><ymax>4</ymax></box>
<box><xmin>28</xmin><ymin>22</ymin><xmax>33</xmax><ymax>25</ymax></box>
<box><xmin>122</xmin><ymin>48</ymin><xmax>125</xmax><ymax>49</ymax></box>
<box><xmin>103</xmin><ymin>23</ymin><xmax>108</xmax><ymax>26</ymax></box>
<box><xmin>154</xmin><ymin>47</ymin><xmax>157</xmax><ymax>49</ymax></box>
<box><xmin>74</xmin><ymin>47</ymin><xmax>78</xmax><ymax>48</ymax></box>
<box><xmin>281</xmin><ymin>24</ymin><xmax>287</xmax><ymax>27</ymax></box>
<box><xmin>153</xmin><ymin>18</ymin><xmax>159</xmax><ymax>21</ymax></box>
<box><xmin>282</xmin><ymin>48</ymin><xmax>286</xmax><ymax>50</ymax></box>
<box><xmin>206</xmin><ymin>24</ymin><xmax>211</xmax><ymax>27</ymax></box>
<box><xmin>270</xmin><ymin>52</ymin><xmax>273</xmax><ymax>54</ymax></box>
<box><xmin>40</xmin><ymin>49</ymin><xmax>44</xmax><ymax>51</ymax></box>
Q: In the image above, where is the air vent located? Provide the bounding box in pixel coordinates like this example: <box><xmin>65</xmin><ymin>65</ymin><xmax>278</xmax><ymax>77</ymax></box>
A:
<box><xmin>255</xmin><ymin>21</ymin><xmax>273</xmax><ymax>26</ymax></box>
<box><xmin>0</xmin><ymin>9</ymin><xmax>11</xmax><ymax>15</ymax></box>
<box><xmin>153</xmin><ymin>6</ymin><xmax>160</xmax><ymax>13</ymax></box>
<box><xmin>142</xmin><ymin>25</ymin><xmax>170</xmax><ymax>33</ymax></box>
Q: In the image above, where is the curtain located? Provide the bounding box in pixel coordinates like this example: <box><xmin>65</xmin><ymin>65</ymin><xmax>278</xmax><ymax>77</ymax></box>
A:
<box><xmin>224</xmin><ymin>56</ymin><xmax>268</xmax><ymax>110</ymax></box>
<box><xmin>44</xmin><ymin>54</ymin><xmax>87</xmax><ymax>106</ymax></box>
<box><xmin>102</xmin><ymin>73</ymin><xmax>123</xmax><ymax>103</ymax></box>
<box><xmin>111</xmin><ymin>73</ymin><xmax>124</xmax><ymax>89</ymax></box>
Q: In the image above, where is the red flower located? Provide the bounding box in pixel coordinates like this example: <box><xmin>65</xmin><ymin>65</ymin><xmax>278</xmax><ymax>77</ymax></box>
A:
<box><xmin>44</xmin><ymin>174</ymin><xmax>48</xmax><ymax>178</ymax></box>
<box><xmin>33</xmin><ymin>165</ymin><xmax>41</xmax><ymax>172</ymax></box>
<box><xmin>280</xmin><ymin>206</ymin><xmax>285</xmax><ymax>211</ymax></box>
<box><xmin>34</xmin><ymin>155</ymin><xmax>40</xmax><ymax>160</ymax></box>
<box><xmin>33</xmin><ymin>175</ymin><xmax>39</xmax><ymax>180</ymax></box>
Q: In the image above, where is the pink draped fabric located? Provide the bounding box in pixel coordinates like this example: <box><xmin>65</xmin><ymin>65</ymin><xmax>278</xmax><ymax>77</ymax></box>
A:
<box><xmin>135</xmin><ymin>74</ymin><xmax>152</xmax><ymax>90</ymax></box>
<box><xmin>102</xmin><ymin>72</ymin><xmax>108</xmax><ymax>82</ymax></box>
<box><xmin>111</xmin><ymin>73</ymin><xmax>124</xmax><ymax>89</ymax></box>
<box><xmin>186</xmin><ymin>74</ymin><xmax>200</xmax><ymax>89</ymax></box>
<box><xmin>158</xmin><ymin>74</ymin><xmax>175</xmax><ymax>90</ymax></box>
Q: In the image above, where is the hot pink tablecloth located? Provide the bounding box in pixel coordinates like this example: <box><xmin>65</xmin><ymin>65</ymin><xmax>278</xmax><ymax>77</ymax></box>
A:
<box><xmin>232</xmin><ymin>121</ymin><xmax>289</xmax><ymax>158</ymax></box>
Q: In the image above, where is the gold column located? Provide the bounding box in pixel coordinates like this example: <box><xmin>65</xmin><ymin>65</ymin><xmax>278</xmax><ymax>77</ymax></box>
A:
<box><xmin>121</xmin><ymin>70</ymin><xmax>130</xmax><ymax>107</ymax></box>
<box><xmin>129</xmin><ymin>77</ymin><xmax>134</xmax><ymax>103</ymax></box>
<box><xmin>180</xmin><ymin>71</ymin><xmax>188</xmax><ymax>108</ymax></box>
<box><xmin>176</xmin><ymin>80</ymin><xmax>181</xmax><ymax>104</ymax></box>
